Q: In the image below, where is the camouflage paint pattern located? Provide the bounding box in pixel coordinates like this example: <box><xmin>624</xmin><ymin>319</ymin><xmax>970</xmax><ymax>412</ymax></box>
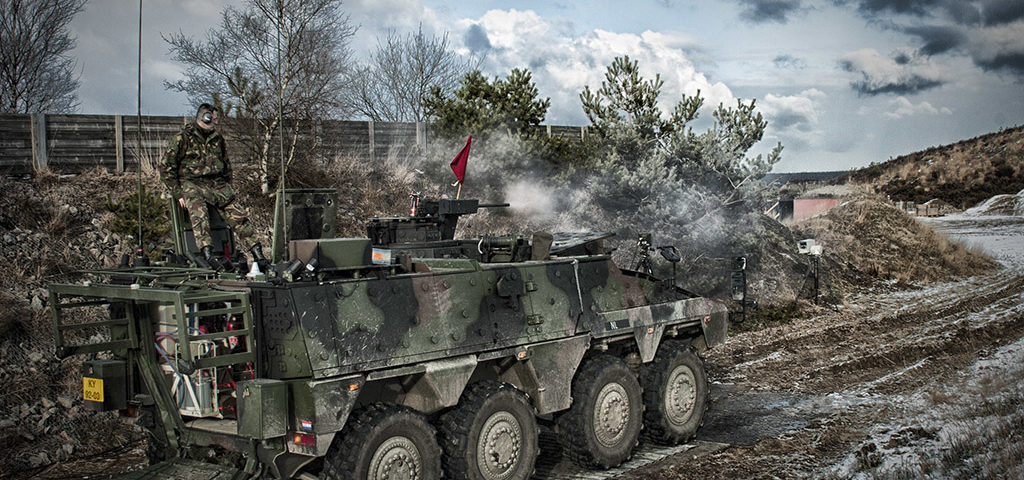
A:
<box><xmin>49</xmin><ymin>193</ymin><xmax>731</xmax><ymax>478</ymax></box>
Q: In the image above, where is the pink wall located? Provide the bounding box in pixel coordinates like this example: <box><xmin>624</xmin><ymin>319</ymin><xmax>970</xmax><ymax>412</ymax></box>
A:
<box><xmin>793</xmin><ymin>198</ymin><xmax>841</xmax><ymax>221</ymax></box>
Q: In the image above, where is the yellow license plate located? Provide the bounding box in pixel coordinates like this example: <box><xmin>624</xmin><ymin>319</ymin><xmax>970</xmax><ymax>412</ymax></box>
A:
<box><xmin>83</xmin><ymin>377</ymin><xmax>104</xmax><ymax>403</ymax></box>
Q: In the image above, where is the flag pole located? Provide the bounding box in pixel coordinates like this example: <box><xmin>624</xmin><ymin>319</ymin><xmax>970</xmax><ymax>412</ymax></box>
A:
<box><xmin>456</xmin><ymin>183</ymin><xmax>462</xmax><ymax>199</ymax></box>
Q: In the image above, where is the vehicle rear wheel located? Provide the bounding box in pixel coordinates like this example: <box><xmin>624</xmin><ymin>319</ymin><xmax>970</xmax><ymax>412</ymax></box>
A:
<box><xmin>137</xmin><ymin>405</ymin><xmax>171</xmax><ymax>465</ymax></box>
<box><xmin>641</xmin><ymin>341</ymin><xmax>709</xmax><ymax>445</ymax></box>
<box><xmin>439</xmin><ymin>381</ymin><xmax>540</xmax><ymax>480</ymax></box>
<box><xmin>322</xmin><ymin>403</ymin><xmax>441</xmax><ymax>480</ymax></box>
<box><xmin>555</xmin><ymin>355</ymin><xmax>643</xmax><ymax>469</ymax></box>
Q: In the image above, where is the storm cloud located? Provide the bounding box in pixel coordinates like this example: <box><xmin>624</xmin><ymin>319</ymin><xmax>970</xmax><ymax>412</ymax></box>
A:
<box><xmin>839</xmin><ymin>48</ymin><xmax>946</xmax><ymax>96</ymax></box>
<box><xmin>902</xmin><ymin>25</ymin><xmax>967</xmax><ymax>55</ymax></box>
<box><xmin>735</xmin><ymin>0</ymin><xmax>804</xmax><ymax>23</ymax></box>
<box><xmin>982</xmin><ymin>0</ymin><xmax>1024</xmax><ymax>26</ymax></box>
<box><xmin>853</xmin><ymin>0</ymin><xmax>944</xmax><ymax>17</ymax></box>
<box><xmin>773</xmin><ymin>54</ymin><xmax>808</xmax><ymax>70</ymax></box>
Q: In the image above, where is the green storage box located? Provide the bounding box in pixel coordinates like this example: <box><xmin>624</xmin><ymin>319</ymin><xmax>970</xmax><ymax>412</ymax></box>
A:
<box><xmin>237</xmin><ymin>379</ymin><xmax>288</xmax><ymax>439</ymax></box>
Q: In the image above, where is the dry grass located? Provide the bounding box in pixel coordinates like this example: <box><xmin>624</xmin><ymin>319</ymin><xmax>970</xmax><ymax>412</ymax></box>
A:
<box><xmin>794</xmin><ymin>196</ymin><xmax>998</xmax><ymax>287</ymax></box>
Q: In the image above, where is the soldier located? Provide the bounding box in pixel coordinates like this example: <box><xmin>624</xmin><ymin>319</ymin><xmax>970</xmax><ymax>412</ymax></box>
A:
<box><xmin>160</xmin><ymin>103</ymin><xmax>251</xmax><ymax>267</ymax></box>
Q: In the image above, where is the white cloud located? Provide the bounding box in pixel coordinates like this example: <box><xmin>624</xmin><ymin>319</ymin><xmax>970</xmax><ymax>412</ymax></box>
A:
<box><xmin>759</xmin><ymin>88</ymin><xmax>825</xmax><ymax>151</ymax></box>
<box><xmin>448</xmin><ymin>9</ymin><xmax>735</xmax><ymax>124</ymax></box>
<box><xmin>884</xmin><ymin>97</ymin><xmax>953</xmax><ymax>119</ymax></box>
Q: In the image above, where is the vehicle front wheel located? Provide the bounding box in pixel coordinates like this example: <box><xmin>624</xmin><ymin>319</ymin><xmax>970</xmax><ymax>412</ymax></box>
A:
<box><xmin>556</xmin><ymin>355</ymin><xmax>643</xmax><ymax>469</ymax></box>
<box><xmin>641</xmin><ymin>341</ymin><xmax>709</xmax><ymax>445</ymax></box>
<box><xmin>322</xmin><ymin>403</ymin><xmax>442</xmax><ymax>480</ymax></box>
<box><xmin>439</xmin><ymin>381</ymin><xmax>540</xmax><ymax>480</ymax></box>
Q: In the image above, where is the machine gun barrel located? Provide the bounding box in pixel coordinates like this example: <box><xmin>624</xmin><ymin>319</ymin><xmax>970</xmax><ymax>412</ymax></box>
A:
<box><xmin>478</xmin><ymin>203</ymin><xmax>511</xmax><ymax>209</ymax></box>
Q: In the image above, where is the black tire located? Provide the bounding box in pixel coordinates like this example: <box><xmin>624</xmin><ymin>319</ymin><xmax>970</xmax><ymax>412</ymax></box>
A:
<box><xmin>555</xmin><ymin>355</ymin><xmax>643</xmax><ymax>469</ymax></box>
<box><xmin>439</xmin><ymin>381</ymin><xmax>540</xmax><ymax>480</ymax></box>
<box><xmin>641</xmin><ymin>341</ymin><xmax>709</xmax><ymax>445</ymax></box>
<box><xmin>322</xmin><ymin>403</ymin><xmax>442</xmax><ymax>480</ymax></box>
<box><xmin>137</xmin><ymin>405</ymin><xmax>172</xmax><ymax>465</ymax></box>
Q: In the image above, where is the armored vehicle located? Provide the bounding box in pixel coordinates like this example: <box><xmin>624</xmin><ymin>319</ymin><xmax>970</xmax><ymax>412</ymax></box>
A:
<box><xmin>50</xmin><ymin>189</ymin><xmax>729</xmax><ymax>479</ymax></box>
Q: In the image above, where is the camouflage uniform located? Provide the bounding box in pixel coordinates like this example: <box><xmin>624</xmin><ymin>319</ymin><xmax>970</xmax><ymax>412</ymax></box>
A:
<box><xmin>160</xmin><ymin>121</ymin><xmax>252</xmax><ymax>249</ymax></box>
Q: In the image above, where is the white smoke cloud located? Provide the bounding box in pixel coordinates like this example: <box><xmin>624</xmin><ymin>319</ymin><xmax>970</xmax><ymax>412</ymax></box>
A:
<box><xmin>504</xmin><ymin>180</ymin><xmax>555</xmax><ymax>217</ymax></box>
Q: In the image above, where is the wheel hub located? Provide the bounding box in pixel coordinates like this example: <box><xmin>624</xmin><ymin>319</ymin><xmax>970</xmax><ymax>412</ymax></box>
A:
<box><xmin>369</xmin><ymin>435</ymin><xmax>422</xmax><ymax>480</ymax></box>
<box><xmin>593</xmin><ymin>382</ymin><xmax>630</xmax><ymax>447</ymax></box>
<box><xmin>666</xmin><ymin>365</ymin><xmax>697</xmax><ymax>426</ymax></box>
<box><xmin>477</xmin><ymin>411</ymin><xmax>522</xmax><ymax>479</ymax></box>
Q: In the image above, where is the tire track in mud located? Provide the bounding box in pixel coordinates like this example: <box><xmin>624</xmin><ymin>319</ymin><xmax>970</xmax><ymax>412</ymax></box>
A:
<box><xmin>711</xmin><ymin>271</ymin><xmax>1024</xmax><ymax>394</ymax></box>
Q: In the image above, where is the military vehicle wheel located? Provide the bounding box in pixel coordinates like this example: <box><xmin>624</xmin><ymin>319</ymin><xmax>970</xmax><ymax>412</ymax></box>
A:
<box><xmin>556</xmin><ymin>355</ymin><xmax>643</xmax><ymax>469</ymax></box>
<box><xmin>322</xmin><ymin>403</ymin><xmax>441</xmax><ymax>480</ymax></box>
<box><xmin>641</xmin><ymin>341</ymin><xmax>709</xmax><ymax>445</ymax></box>
<box><xmin>439</xmin><ymin>381</ymin><xmax>540</xmax><ymax>480</ymax></box>
<box><xmin>137</xmin><ymin>405</ymin><xmax>171</xmax><ymax>465</ymax></box>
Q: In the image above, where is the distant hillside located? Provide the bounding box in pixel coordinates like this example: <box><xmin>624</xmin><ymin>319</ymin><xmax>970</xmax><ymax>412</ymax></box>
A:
<box><xmin>843</xmin><ymin>125</ymin><xmax>1024</xmax><ymax>209</ymax></box>
<box><xmin>763</xmin><ymin>171</ymin><xmax>849</xmax><ymax>185</ymax></box>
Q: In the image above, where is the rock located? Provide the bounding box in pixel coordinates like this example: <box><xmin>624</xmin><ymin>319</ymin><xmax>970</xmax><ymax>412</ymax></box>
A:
<box><xmin>30</xmin><ymin>296</ymin><xmax>43</xmax><ymax>311</ymax></box>
<box><xmin>28</xmin><ymin>452</ymin><xmax>48</xmax><ymax>467</ymax></box>
<box><xmin>28</xmin><ymin>352</ymin><xmax>44</xmax><ymax>363</ymax></box>
<box><xmin>62</xmin><ymin>443</ymin><xmax>74</xmax><ymax>455</ymax></box>
<box><xmin>2</xmin><ymin>233</ymin><xmax>13</xmax><ymax>244</ymax></box>
<box><xmin>57</xmin><ymin>396</ymin><xmax>73</xmax><ymax>410</ymax></box>
<box><xmin>40</xmin><ymin>397</ymin><xmax>54</xmax><ymax>409</ymax></box>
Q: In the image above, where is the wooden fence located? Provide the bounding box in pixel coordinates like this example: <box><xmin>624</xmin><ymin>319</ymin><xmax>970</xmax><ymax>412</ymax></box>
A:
<box><xmin>0</xmin><ymin>114</ymin><xmax>590</xmax><ymax>174</ymax></box>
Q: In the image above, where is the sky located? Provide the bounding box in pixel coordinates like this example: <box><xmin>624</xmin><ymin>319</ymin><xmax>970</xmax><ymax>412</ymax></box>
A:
<box><xmin>69</xmin><ymin>0</ymin><xmax>1024</xmax><ymax>173</ymax></box>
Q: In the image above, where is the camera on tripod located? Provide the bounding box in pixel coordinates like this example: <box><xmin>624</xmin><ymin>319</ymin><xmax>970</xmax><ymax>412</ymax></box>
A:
<box><xmin>798</xmin><ymin>239</ymin><xmax>823</xmax><ymax>256</ymax></box>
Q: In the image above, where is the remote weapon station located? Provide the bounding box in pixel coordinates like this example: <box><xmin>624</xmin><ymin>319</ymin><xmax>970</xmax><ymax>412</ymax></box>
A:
<box><xmin>50</xmin><ymin>186</ymin><xmax>729</xmax><ymax>479</ymax></box>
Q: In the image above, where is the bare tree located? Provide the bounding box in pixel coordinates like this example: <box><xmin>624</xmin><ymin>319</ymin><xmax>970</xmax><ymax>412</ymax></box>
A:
<box><xmin>349</xmin><ymin>25</ymin><xmax>475</xmax><ymax>122</ymax></box>
<box><xmin>164</xmin><ymin>0</ymin><xmax>355</xmax><ymax>194</ymax></box>
<box><xmin>0</xmin><ymin>0</ymin><xmax>86</xmax><ymax>113</ymax></box>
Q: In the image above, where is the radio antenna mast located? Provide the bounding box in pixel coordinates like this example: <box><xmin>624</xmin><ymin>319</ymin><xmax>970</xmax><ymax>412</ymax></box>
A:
<box><xmin>135</xmin><ymin>0</ymin><xmax>144</xmax><ymax>258</ymax></box>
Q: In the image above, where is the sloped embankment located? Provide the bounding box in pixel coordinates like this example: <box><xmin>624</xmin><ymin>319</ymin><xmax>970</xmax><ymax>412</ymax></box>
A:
<box><xmin>846</xmin><ymin>125</ymin><xmax>1024</xmax><ymax>209</ymax></box>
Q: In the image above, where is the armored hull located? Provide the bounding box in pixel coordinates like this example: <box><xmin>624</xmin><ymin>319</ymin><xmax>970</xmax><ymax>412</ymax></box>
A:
<box><xmin>50</xmin><ymin>193</ymin><xmax>729</xmax><ymax>479</ymax></box>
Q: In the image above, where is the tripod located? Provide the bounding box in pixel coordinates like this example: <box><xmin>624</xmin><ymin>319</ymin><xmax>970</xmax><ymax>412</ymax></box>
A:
<box><xmin>797</xmin><ymin>254</ymin><xmax>837</xmax><ymax>308</ymax></box>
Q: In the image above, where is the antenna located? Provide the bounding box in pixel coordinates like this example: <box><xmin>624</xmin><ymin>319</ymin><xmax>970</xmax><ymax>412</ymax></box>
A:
<box><xmin>277</xmin><ymin>4</ymin><xmax>285</xmax><ymax>194</ymax></box>
<box><xmin>270</xmin><ymin>2</ymin><xmax>288</xmax><ymax>262</ymax></box>
<box><xmin>135</xmin><ymin>0</ymin><xmax>144</xmax><ymax>258</ymax></box>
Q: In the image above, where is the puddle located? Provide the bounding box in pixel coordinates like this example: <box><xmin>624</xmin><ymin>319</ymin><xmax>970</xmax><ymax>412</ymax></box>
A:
<box><xmin>699</xmin><ymin>383</ymin><xmax>836</xmax><ymax>446</ymax></box>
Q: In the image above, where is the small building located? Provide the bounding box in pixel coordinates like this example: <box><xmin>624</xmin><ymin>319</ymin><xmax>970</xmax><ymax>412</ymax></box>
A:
<box><xmin>793</xmin><ymin>197</ymin><xmax>841</xmax><ymax>221</ymax></box>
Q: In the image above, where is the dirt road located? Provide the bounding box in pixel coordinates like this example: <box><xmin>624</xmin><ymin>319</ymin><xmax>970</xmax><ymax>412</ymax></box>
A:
<box><xmin>615</xmin><ymin>214</ymin><xmax>1024</xmax><ymax>479</ymax></box>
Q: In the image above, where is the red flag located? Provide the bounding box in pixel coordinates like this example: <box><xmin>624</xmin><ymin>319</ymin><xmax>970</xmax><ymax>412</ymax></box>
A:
<box><xmin>450</xmin><ymin>135</ymin><xmax>471</xmax><ymax>184</ymax></box>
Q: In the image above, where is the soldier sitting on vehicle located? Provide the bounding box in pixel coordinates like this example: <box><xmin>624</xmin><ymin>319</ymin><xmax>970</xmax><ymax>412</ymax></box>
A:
<box><xmin>160</xmin><ymin>103</ymin><xmax>252</xmax><ymax>267</ymax></box>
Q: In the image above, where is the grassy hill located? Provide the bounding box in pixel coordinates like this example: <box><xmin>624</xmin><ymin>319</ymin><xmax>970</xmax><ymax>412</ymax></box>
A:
<box><xmin>844</xmin><ymin>125</ymin><xmax>1024</xmax><ymax>209</ymax></box>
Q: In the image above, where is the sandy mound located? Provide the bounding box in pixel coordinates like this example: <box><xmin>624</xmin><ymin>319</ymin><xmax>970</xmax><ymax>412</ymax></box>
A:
<box><xmin>794</xmin><ymin>198</ymin><xmax>998</xmax><ymax>286</ymax></box>
<box><xmin>963</xmin><ymin>188</ymin><xmax>1024</xmax><ymax>216</ymax></box>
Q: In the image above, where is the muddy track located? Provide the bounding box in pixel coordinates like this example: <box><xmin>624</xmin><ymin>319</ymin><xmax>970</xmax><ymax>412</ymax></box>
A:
<box><xmin>614</xmin><ymin>215</ymin><xmax>1024</xmax><ymax>479</ymax></box>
